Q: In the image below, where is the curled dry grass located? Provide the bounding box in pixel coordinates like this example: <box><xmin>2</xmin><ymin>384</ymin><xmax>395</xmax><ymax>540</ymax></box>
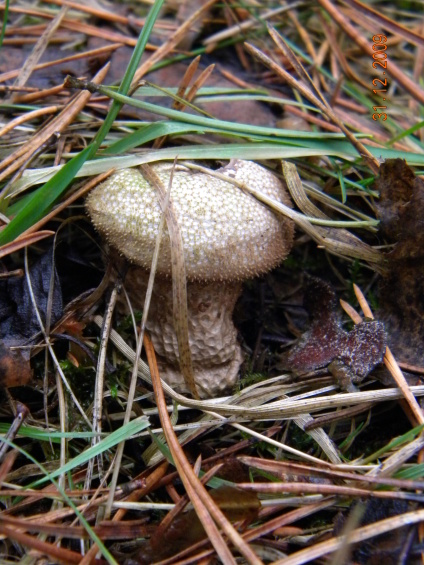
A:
<box><xmin>0</xmin><ymin>0</ymin><xmax>423</xmax><ymax>563</ymax></box>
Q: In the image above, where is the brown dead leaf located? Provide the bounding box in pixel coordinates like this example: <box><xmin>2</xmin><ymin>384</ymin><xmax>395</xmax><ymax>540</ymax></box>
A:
<box><xmin>375</xmin><ymin>159</ymin><xmax>424</xmax><ymax>367</ymax></box>
<box><xmin>0</xmin><ymin>343</ymin><xmax>32</xmax><ymax>387</ymax></box>
<box><xmin>141</xmin><ymin>486</ymin><xmax>260</xmax><ymax>564</ymax></box>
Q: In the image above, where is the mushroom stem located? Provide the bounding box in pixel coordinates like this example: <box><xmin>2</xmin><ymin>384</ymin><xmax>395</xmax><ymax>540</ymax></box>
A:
<box><xmin>124</xmin><ymin>266</ymin><xmax>243</xmax><ymax>397</ymax></box>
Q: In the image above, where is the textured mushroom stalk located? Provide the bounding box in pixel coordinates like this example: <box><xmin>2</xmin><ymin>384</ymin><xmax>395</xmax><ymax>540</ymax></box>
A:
<box><xmin>86</xmin><ymin>160</ymin><xmax>294</xmax><ymax>397</ymax></box>
<box><xmin>124</xmin><ymin>269</ymin><xmax>243</xmax><ymax>397</ymax></box>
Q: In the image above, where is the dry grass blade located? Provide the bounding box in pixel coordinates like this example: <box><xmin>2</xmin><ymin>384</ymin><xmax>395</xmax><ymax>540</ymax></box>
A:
<box><xmin>212</xmin><ymin>416</ymin><xmax>335</xmax><ymax>466</ymax></box>
<box><xmin>86</xmin><ymin>284</ymin><xmax>119</xmax><ymax>489</ymax></box>
<box><xmin>45</xmin><ymin>0</ymin><xmax>173</xmax><ymax>30</ymax></box>
<box><xmin>293</xmin><ymin>413</ymin><xmax>341</xmax><ymax>464</ymax></box>
<box><xmin>267</xmin><ymin>26</ymin><xmax>381</xmax><ymax>173</ymax></box>
<box><xmin>0</xmin><ymin>43</ymin><xmax>122</xmax><ymax>84</ymax></box>
<box><xmin>113</xmin><ymin>463</ymin><xmax>168</xmax><ymax>522</ymax></box>
<box><xmin>80</xmin><ymin>463</ymin><xmax>169</xmax><ymax>564</ymax></box>
<box><xmin>282</xmin><ymin>161</ymin><xmax>328</xmax><ymax>220</ymax></box>
<box><xmin>0</xmin><ymin>405</ymin><xmax>29</xmax><ymax>462</ymax></box>
<box><xmin>173</xmin><ymin>55</ymin><xmax>201</xmax><ymax>108</ymax></box>
<box><xmin>144</xmin><ymin>333</ymin><xmax>263</xmax><ymax>565</ymax></box>
<box><xmin>0</xmin><ymin>450</ymin><xmax>19</xmax><ymax>480</ymax></box>
<box><xmin>383</xmin><ymin>349</ymin><xmax>424</xmax><ymax>425</ymax></box>
<box><xmin>181</xmin><ymin>64</ymin><xmax>216</xmax><ymax>109</ymax></box>
<box><xmin>57</xmin><ymin>18</ymin><xmax>141</xmax><ymax>47</ymax></box>
<box><xmin>238</xmin><ymin>481</ymin><xmax>423</xmax><ymax>503</ymax></box>
<box><xmin>11</xmin><ymin>6</ymin><xmax>68</xmax><ymax>98</ymax></box>
<box><xmin>330</xmin><ymin>504</ymin><xmax>364</xmax><ymax>565</ymax></box>
<box><xmin>152</xmin><ymin>464</ymin><xmax>223</xmax><ymax>548</ymax></box>
<box><xmin>271</xmin><ymin>508</ymin><xmax>424</xmax><ymax>565</ymax></box>
<box><xmin>15</xmin><ymin>83</ymin><xmax>67</xmax><ymax>104</ymax></box>
<box><xmin>184</xmin><ymin>161</ymin><xmax>383</xmax><ymax>268</ymax></box>
<box><xmin>0</xmin><ymin>62</ymin><xmax>110</xmax><ymax>189</ymax></box>
<box><xmin>239</xmin><ymin>457</ymin><xmax>424</xmax><ymax>490</ymax></box>
<box><xmin>366</xmin><ymin>435</ymin><xmax>424</xmax><ymax>480</ymax></box>
<box><xmin>140</xmin><ymin>164</ymin><xmax>199</xmax><ymax>399</ymax></box>
<box><xmin>243</xmin><ymin>41</ymin><xmax>379</xmax><ymax>174</ymax></box>
<box><xmin>204</xmin><ymin>4</ymin><xmax>303</xmax><ymax>45</ymax></box>
<box><xmin>0</xmin><ymin>524</ymin><xmax>84</xmax><ymax>564</ymax></box>
<box><xmin>0</xmin><ymin>3</ymin><xmax>147</xmax><ymax>48</ymax></box>
<box><xmin>317</xmin><ymin>13</ymin><xmax>369</xmax><ymax>89</ymax></box>
<box><xmin>0</xmin><ymin>231</ymin><xmax>54</xmax><ymax>258</ymax></box>
<box><xmin>304</xmin><ymin>402</ymin><xmax>374</xmax><ymax>430</ymax></box>
<box><xmin>281</xmin><ymin>162</ymin><xmax>382</xmax><ymax>264</ymax></box>
<box><xmin>269</xmin><ymin>28</ymin><xmax>328</xmax><ymax>108</ymax></box>
<box><xmin>341</xmin><ymin>0</ymin><xmax>424</xmax><ymax>47</ymax></box>
<box><xmin>153</xmin><ymin>57</ymin><xmax>215</xmax><ymax>149</ymax></box>
<box><xmin>167</xmin><ymin>501</ymin><xmax>336</xmax><ymax>565</ymax></box>
<box><xmin>318</xmin><ymin>0</ymin><xmax>424</xmax><ymax>105</ymax></box>
<box><xmin>14</xmin><ymin>482</ymin><xmax>141</xmax><ymax>526</ymax></box>
<box><xmin>0</xmin><ymin>105</ymin><xmax>60</xmax><ymax>137</ymax></box>
<box><xmin>133</xmin><ymin>0</ymin><xmax>217</xmax><ymax>83</ymax></box>
<box><xmin>250</xmin><ymin>499</ymin><xmax>335</xmax><ymax>537</ymax></box>
<box><xmin>287</xmin><ymin>9</ymin><xmax>319</xmax><ymax>72</ymax></box>
<box><xmin>96</xmin><ymin>314</ymin><xmax>424</xmax><ymax>420</ymax></box>
<box><xmin>0</xmin><ymin>514</ymin><xmax>151</xmax><ymax>540</ymax></box>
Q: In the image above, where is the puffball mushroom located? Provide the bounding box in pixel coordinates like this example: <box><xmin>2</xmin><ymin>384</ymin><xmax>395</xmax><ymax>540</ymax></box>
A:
<box><xmin>86</xmin><ymin>160</ymin><xmax>294</xmax><ymax>397</ymax></box>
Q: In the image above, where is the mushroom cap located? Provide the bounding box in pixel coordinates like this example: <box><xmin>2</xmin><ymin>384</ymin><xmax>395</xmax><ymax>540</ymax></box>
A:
<box><xmin>86</xmin><ymin>160</ymin><xmax>294</xmax><ymax>281</ymax></box>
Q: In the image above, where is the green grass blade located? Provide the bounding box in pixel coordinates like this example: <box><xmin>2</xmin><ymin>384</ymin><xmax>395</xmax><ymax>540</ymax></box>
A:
<box><xmin>0</xmin><ymin>0</ymin><xmax>165</xmax><ymax>246</ymax></box>
<box><xmin>148</xmin><ymin>428</ymin><xmax>175</xmax><ymax>465</ymax></box>
<box><xmin>0</xmin><ymin>423</ymin><xmax>102</xmax><ymax>441</ymax></box>
<box><xmin>89</xmin><ymin>0</ymin><xmax>166</xmax><ymax>155</ymax></box>
<box><xmin>96</xmin><ymin>85</ymin><xmax>349</xmax><ymax>140</ymax></box>
<box><xmin>10</xmin><ymin>141</ymin><xmax>424</xmax><ymax>196</ymax></box>
<box><xmin>395</xmin><ymin>464</ymin><xmax>424</xmax><ymax>481</ymax></box>
<box><xmin>2</xmin><ymin>437</ymin><xmax>118</xmax><ymax>564</ymax></box>
<box><xmin>0</xmin><ymin>146</ymin><xmax>92</xmax><ymax>244</ymax></box>
<box><xmin>337</xmin><ymin>166</ymin><xmax>347</xmax><ymax>203</ymax></box>
<box><xmin>32</xmin><ymin>416</ymin><xmax>150</xmax><ymax>487</ymax></box>
<box><xmin>362</xmin><ymin>423</ymin><xmax>424</xmax><ymax>464</ymax></box>
<box><xmin>0</xmin><ymin>0</ymin><xmax>10</xmax><ymax>50</ymax></box>
<box><xmin>87</xmin><ymin>86</ymin><xmax>424</xmax><ymax>166</ymax></box>
<box><xmin>101</xmin><ymin>121</ymin><xmax>210</xmax><ymax>155</ymax></box>
<box><xmin>388</xmin><ymin>120</ymin><xmax>424</xmax><ymax>146</ymax></box>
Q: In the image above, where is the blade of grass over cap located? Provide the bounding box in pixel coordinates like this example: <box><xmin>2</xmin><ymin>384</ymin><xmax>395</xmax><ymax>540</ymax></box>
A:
<box><xmin>0</xmin><ymin>0</ymin><xmax>165</xmax><ymax>246</ymax></box>
<box><xmin>12</xmin><ymin>142</ymin><xmax>424</xmax><ymax>197</ymax></box>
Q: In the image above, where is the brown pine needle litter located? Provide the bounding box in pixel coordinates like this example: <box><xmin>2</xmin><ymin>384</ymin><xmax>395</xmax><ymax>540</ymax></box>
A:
<box><xmin>0</xmin><ymin>1</ymin><xmax>424</xmax><ymax>563</ymax></box>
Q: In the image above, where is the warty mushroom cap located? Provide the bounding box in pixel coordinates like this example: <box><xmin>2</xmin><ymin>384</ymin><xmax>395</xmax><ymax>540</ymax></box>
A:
<box><xmin>86</xmin><ymin>160</ymin><xmax>294</xmax><ymax>280</ymax></box>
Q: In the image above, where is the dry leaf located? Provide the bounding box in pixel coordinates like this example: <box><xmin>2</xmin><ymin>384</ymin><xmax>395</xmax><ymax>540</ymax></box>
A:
<box><xmin>281</xmin><ymin>277</ymin><xmax>386</xmax><ymax>391</ymax></box>
<box><xmin>376</xmin><ymin>159</ymin><xmax>424</xmax><ymax>368</ymax></box>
